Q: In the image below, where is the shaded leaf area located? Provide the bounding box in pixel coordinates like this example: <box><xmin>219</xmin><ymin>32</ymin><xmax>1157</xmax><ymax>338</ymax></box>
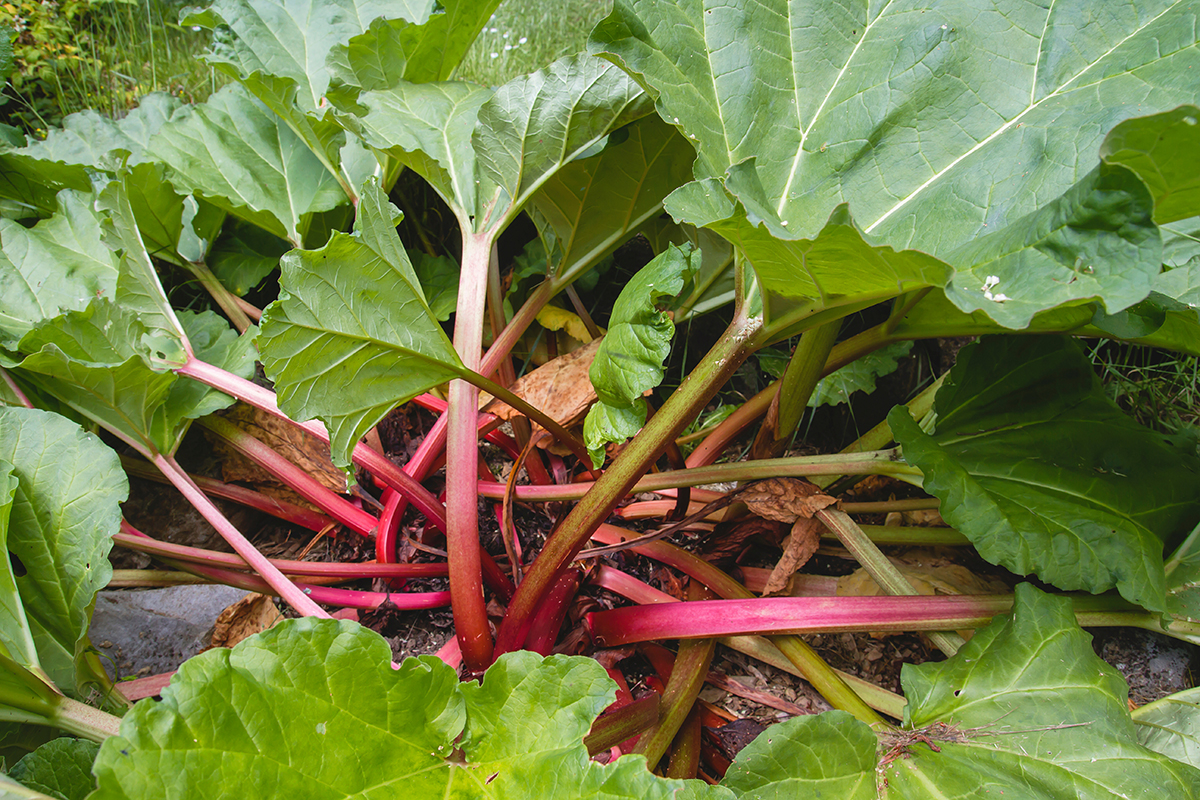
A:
<box><xmin>91</xmin><ymin>619</ymin><xmax>727</xmax><ymax>799</ymax></box>
<box><xmin>208</xmin><ymin>219</ymin><xmax>291</xmax><ymax>296</ymax></box>
<box><xmin>592</xmin><ymin>1</ymin><xmax>1200</xmax><ymax>329</ymax></box>
<box><xmin>759</xmin><ymin>341</ymin><xmax>914</xmax><ymax>409</ymax></box>
<box><xmin>1100</xmin><ymin>105</ymin><xmax>1200</xmax><ymax>225</ymax></box>
<box><xmin>526</xmin><ymin>114</ymin><xmax>695</xmax><ymax>288</ymax></box>
<box><xmin>721</xmin><ymin>585</ymin><xmax>1200</xmax><ymax>798</ymax></box>
<box><xmin>0</xmin><ymin>407</ymin><xmax>125</xmax><ymax>697</ymax></box>
<box><xmin>890</xmin><ymin>336</ymin><xmax>1200</xmax><ymax>613</ymax></box>
<box><xmin>145</xmin><ymin>85</ymin><xmax>349</xmax><ymax>245</ymax></box>
<box><xmin>259</xmin><ymin>179</ymin><xmax>462</xmax><ymax>470</ymax></box>
<box><xmin>10</xmin><ymin>738</ymin><xmax>99</xmax><ymax>800</ymax></box>
<box><xmin>1134</xmin><ymin>686</ymin><xmax>1200</xmax><ymax>768</ymax></box>
<box><xmin>584</xmin><ymin>245</ymin><xmax>699</xmax><ymax>466</ymax></box>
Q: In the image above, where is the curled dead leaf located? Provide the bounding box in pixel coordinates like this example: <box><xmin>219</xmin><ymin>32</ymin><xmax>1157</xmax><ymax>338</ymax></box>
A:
<box><xmin>742</xmin><ymin>477</ymin><xmax>838</xmax><ymax>523</ymax></box>
<box><xmin>480</xmin><ymin>337</ymin><xmax>602</xmax><ymax>432</ymax></box>
<box><xmin>207</xmin><ymin>403</ymin><xmax>347</xmax><ymax>511</ymax></box>
<box><xmin>761</xmin><ymin>518</ymin><xmax>823</xmax><ymax>596</ymax></box>
<box><xmin>208</xmin><ymin>593</ymin><xmax>283</xmax><ymax>649</ymax></box>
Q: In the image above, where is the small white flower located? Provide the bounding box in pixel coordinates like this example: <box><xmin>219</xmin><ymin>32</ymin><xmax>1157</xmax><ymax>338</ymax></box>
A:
<box><xmin>490</xmin><ymin>52</ymin><xmax>499</xmax><ymax>59</ymax></box>
<box><xmin>504</xmin><ymin>44</ymin><xmax>512</xmax><ymax>51</ymax></box>
<box><xmin>982</xmin><ymin>275</ymin><xmax>1000</xmax><ymax>292</ymax></box>
<box><xmin>519</xmin><ymin>37</ymin><xmax>528</xmax><ymax>44</ymax></box>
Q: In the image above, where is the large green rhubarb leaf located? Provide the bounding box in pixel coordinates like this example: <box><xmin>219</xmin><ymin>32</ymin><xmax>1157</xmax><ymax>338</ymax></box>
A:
<box><xmin>259</xmin><ymin>179</ymin><xmax>463</xmax><ymax>470</ymax></box>
<box><xmin>889</xmin><ymin>335</ymin><xmax>1200</xmax><ymax>612</ymax></box>
<box><xmin>1134</xmin><ymin>687</ymin><xmax>1200</xmax><ymax>768</ymax></box>
<box><xmin>341</xmin><ymin>53</ymin><xmax>652</xmax><ymax>233</ymax></box>
<box><xmin>720</xmin><ymin>584</ymin><xmax>1200</xmax><ymax>798</ymax></box>
<box><xmin>0</xmin><ymin>406</ymin><xmax>125</xmax><ymax>696</ymax></box>
<box><xmin>185</xmin><ymin>0</ymin><xmax>435</xmax><ymax>114</ymax></box>
<box><xmin>145</xmin><ymin>85</ymin><xmax>349</xmax><ymax>245</ymax></box>
<box><xmin>592</xmin><ymin>0</ymin><xmax>1200</xmax><ymax>327</ymax></box>
<box><xmin>91</xmin><ymin>619</ymin><xmax>727</xmax><ymax>799</ymax></box>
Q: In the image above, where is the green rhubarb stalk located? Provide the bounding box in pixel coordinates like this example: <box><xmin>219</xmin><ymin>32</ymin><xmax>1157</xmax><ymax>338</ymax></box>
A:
<box><xmin>632</xmin><ymin>586</ymin><xmax>715</xmax><ymax>770</ymax></box>
<box><xmin>495</xmin><ymin>308</ymin><xmax>764</xmax><ymax>654</ymax></box>
<box><xmin>817</xmin><ymin>508</ymin><xmax>965</xmax><ymax>656</ymax></box>
<box><xmin>758</xmin><ymin>319</ymin><xmax>842</xmax><ymax>454</ymax></box>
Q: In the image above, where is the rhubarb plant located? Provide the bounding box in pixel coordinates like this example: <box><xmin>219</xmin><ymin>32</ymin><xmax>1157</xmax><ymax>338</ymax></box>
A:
<box><xmin>1</xmin><ymin>0</ymin><xmax>1200</xmax><ymax>796</ymax></box>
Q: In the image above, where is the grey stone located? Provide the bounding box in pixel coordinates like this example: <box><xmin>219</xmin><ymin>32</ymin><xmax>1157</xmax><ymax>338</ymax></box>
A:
<box><xmin>89</xmin><ymin>584</ymin><xmax>251</xmax><ymax>679</ymax></box>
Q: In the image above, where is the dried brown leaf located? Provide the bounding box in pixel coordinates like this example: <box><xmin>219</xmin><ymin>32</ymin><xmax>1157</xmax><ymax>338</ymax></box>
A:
<box><xmin>209</xmin><ymin>593</ymin><xmax>282</xmax><ymax>649</ymax></box>
<box><xmin>697</xmin><ymin>517</ymin><xmax>786</xmax><ymax>565</ymax></box>
<box><xmin>762</xmin><ymin>518</ymin><xmax>823</xmax><ymax>596</ymax></box>
<box><xmin>481</xmin><ymin>337</ymin><xmax>603</xmax><ymax>428</ymax></box>
<box><xmin>209</xmin><ymin>403</ymin><xmax>347</xmax><ymax>504</ymax></box>
<box><xmin>742</xmin><ymin>478</ymin><xmax>838</xmax><ymax>523</ymax></box>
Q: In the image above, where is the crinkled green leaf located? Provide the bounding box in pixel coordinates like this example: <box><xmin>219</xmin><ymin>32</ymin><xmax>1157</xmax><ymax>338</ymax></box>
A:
<box><xmin>0</xmin><ymin>406</ymin><xmax>124</xmax><ymax>696</ymax></box>
<box><xmin>1101</xmin><ymin>105</ymin><xmax>1200</xmax><ymax>225</ymax></box>
<box><xmin>9</xmin><ymin>303</ymin><xmax>249</xmax><ymax>457</ymax></box>
<box><xmin>583</xmin><ymin>245</ymin><xmax>698</xmax><ymax>467</ymax></box>
<box><xmin>91</xmin><ymin>619</ymin><xmax>726</xmax><ymax>799</ymax></box>
<box><xmin>1134</xmin><ymin>686</ymin><xmax>1200</xmax><ymax>768</ymax></box>
<box><xmin>722</xmin><ymin>585</ymin><xmax>1200</xmax><ymax>798</ymax></box>
<box><xmin>642</xmin><ymin>220</ymin><xmax>736</xmax><ymax>322</ymax></box>
<box><xmin>9</xmin><ymin>737</ymin><xmax>99</xmax><ymax>800</ymax></box>
<box><xmin>590</xmin><ymin>245</ymin><xmax>699</xmax><ymax>407</ymax></box>
<box><xmin>96</xmin><ymin>178</ymin><xmax>189</xmax><ymax>362</ymax></box>
<box><xmin>259</xmin><ymin>178</ymin><xmax>462</xmax><ymax>471</ymax></box>
<box><xmin>526</xmin><ymin>114</ymin><xmax>694</xmax><ymax>287</ymax></box>
<box><xmin>183</xmin><ymin>0</ymin><xmax>439</xmax><ymax>184</ymax></box>
<box><xmin>0</xmin><ymin>190</ymin><xmax>118</xmax><ymax>344</ymax></box>
<box><xmin>809</xmin><ymin>341</ymin><xmax>913</xmax><ymax>409</ymax></box>
<box><xmin>0</xmin><ymin>772</ymin><xmax>60</xmax><ymax>799</ymax></box>
<box><xmin>583</xmin><ymin>401</ymin><xmax>646</xmax><ymax>471</ymax></box>
<box><xmin>208</xmin><ymin>220</ymin><xmax>289</xmax><ymax>295</ymax></box>
<box><xmin>336</xmin><ymin>80</ymin><xmax>492</xmax><ymax>214</ymax></box>
<box><xmin>145</xmin><ymin>85</ymin><xmax>349</xmax><ymax>245</ymax></box>
<box><xmin>592</xmin><ymin>0</ymin><xmax>1200</xmax><ymax>326</ymax></box>
<box><xmin>942</xmin><ymin>163</ymin><xmax>1161</xmax><ymax>329</ymax></box>
<box><xmin>473</xmin><ymin>54</ymin><xmax>651</xmax><ymax>232</ymax></box>
<box><xmin>890</xmin><ymin>335</ymin><xmax>1200</xmax><ymax>612</ymax></box>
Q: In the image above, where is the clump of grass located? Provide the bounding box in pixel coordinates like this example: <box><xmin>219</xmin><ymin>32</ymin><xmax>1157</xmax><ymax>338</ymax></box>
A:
<box><xmin>1091</xmin><ymin>340</ymin><xmax>1200</xmax><ymax>437</ymax></box>
<box><xmin>455</xmin><ymin>0</ymin><xmax>611</xmax><ymax>86</ymax></box>
<box><xmin>2</xmin><ymin>0</ymin><xmax>222</xmax><ymax>135</ymax></box>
